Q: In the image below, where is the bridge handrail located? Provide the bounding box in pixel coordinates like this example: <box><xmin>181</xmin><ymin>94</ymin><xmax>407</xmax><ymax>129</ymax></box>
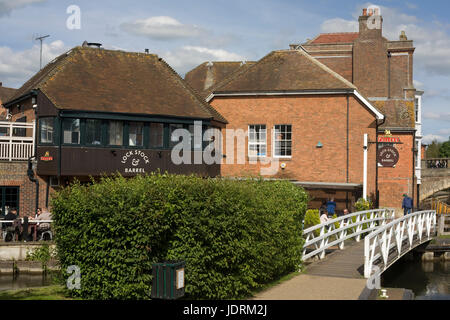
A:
<box><xmin>364</xmin><ymin>210</ymin><xmax>436</xmax><ymax>278</ymax></box>
<box><xmin>302</xmin><ymin>208</ymin><xmax>395</xmax><ymax>262</ymax></box>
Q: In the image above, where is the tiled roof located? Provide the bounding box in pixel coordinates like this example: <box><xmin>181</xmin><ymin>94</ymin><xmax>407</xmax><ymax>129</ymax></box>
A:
<box><xmin>212</xmin><ymin>49</ymin><xmax>357</xmax><ymax>93</ymax></box>
<box><xmin>5</xmin><ymin>47</ymin><xmax>227</xmax><ymax>123</ymax></box>
<box><xmin>0</xmin><ymin>85</ymin><xmax>17</xmax><ymax>105</ymax></box>
<box><xmin>308</xmin><ymin>33</ymin><xmax>360</xmax><ymax>44</ymax></box>
<box><xmin>185</xmin><ymin>61</ymin><xmax>256</xmax><ymax>98</ymax></box>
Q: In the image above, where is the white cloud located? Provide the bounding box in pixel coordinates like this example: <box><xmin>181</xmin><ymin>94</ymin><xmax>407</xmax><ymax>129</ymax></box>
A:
<box><xmin>423</xmin><ymin>134</ymin><xmax>448</xmax><ymax>144</ymax></box>
<box><xmin>161</xmin><ymin>46</ymin><xmax>245</xmax><ymax>76</ymax></box>
<box><xmin>0</xmin><ymin>40</ymin><xmax>67</xmax><ymax>87</ymax></box>
<box><xmin>121</xmin><ymin>16</ymin><xmax>206</xmax><ymax>40</ymax></box>
<box><xmin>423</xmin><ymin>112</ymin><xmax>450</xmax><ymax>122</ymax></box>
<box><xmin>320</xmin><ymin>18</ymin><xmax>358</xmax><ymax>33</ymax></box>
<box><xmin>0</xmin><ymin>0</ymin><xmax>45</xmax><ymax>17</ymax></box>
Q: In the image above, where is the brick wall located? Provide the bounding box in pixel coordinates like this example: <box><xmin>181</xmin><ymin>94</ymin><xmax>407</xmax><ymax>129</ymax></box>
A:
<box><xmin>211</xmin><ymin>94</ymin><xmax>378</xmax><ymax>201</ymax></box>
<box><xmin>378</xmin><ymin>133</ymin><xmax>415</xmax><ymax>215</ymax></box>
<box><xmin>0</xmin><ymin>162</ymin><xmax>49</xmax><ymax>216</ymax></box>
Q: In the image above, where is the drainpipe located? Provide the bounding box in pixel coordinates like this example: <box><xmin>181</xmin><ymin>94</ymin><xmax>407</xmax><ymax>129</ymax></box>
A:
<box><xmin>412</xmin><ymin>130</ymin><xmax>416</xmax><ymax>211</ymax></box>
<box><xmin>27</xmin><ymin>156</ymin><xmax>39</xmax><ymax>217</ymax></box>
<box><xmin>375</xmin><ymin>116</ymin><xmax>387</xmax><ymax>208</ymax></box>
<box><xmin>363</xmin><ymin>133</ymin><xmax>368</xmax><ymax>200</ymax></box>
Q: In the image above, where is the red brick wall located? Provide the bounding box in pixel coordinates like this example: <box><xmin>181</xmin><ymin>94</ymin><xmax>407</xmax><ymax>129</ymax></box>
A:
<box><xmin>378</xmin><ymin>132</ymin><xmax>415</xmax><ymax>215</ymax></box>
<box><xmin>312</xmin><ymin>55</ymin><xmax>353</xmax><ymax>83</ymax></box>
<box><xmin>211</xmin><ymin>94</ymin><xmax>378</xmax><ymax>199</ymax></box>
<box><xmin>389</xmin><ymin>55</ymin><xmax>409</xmax><ymax>98</ymax></box>
<box><xmin>0</xmin><ymin>162</ymin><xmax>50</xmax><ymax>217</ymax></box>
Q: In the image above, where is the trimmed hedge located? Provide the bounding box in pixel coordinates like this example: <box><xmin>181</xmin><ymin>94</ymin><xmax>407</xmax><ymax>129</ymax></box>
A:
<box><xmin>52</xmin><ymin>174</ymin><xmax>308</xmax><ymax>300</ymax></box>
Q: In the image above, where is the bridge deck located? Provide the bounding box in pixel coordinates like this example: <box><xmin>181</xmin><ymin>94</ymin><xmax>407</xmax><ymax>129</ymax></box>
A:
<box><xmin>306</xmin><ymin>240</ymin><xmax>365</xmax><ymax>279</ymax></box>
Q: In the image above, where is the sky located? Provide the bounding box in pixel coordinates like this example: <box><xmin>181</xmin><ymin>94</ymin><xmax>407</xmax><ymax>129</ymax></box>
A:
<box><xmin>0</xmin><ymin>0</ymin><xmax>449</xmax><ymax>143</ymax></box>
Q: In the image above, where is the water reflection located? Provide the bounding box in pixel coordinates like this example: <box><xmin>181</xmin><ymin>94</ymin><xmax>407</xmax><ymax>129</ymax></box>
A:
<box><xmin>381</xmin><ymin>256</ymin><xmax>450</xmax><ymax>300</ymax></box>
<box><xmin>0</xmin><ymin>274</ymin><xmax>52</xmax><ymax>292</ymax></box>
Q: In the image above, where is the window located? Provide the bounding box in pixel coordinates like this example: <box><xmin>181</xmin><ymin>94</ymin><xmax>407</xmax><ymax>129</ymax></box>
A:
<box><xmin>169</xmin><ymin>124</ymin><xmax>184</xmax><ymax>148</ymax></box>
<box><xmin>129</xmin><ymin>122</ymin><xmax>144</xmax><ymax>147</ymax></box>
<box><xmin>149</xmin><ymin>123</ymin><xmax>164</xmax><ymax>148</ymax></box>
<box><xmin>86</xmin><ymin>119</ymin><xmax>103</xmax><ymax>145</ymax></box>
<box><xmin>415</xmin><ymin>98</ymin><xmax>419</xmax><ymax>121</ymax></box>
<box><xmin>62</xmin><ymin>118</ymin><xmax>81</xmax><ymax>144</ymax></box>
<box><xmin>39</xmin><ymin>117</ymin><xmax>54</xmax><ymax>144</ymax></box>
<box><xmin>273</xmin><ymin>125</ymin><xmax>292</xmax><ymax>157</ymax></box>
<box><xmin>109</xmin><ymin>121</ymin><xmax>123</xmax><ymax>146</ymax></box>
<box><xmin>248</xmin><ymin>125</ymin><xmax>267</xmax><ymax>157</ymax></box>
<box><xmin>13</xmin><ymin>117</ymin><xmax>27</xmax><ymax>137</ymax></box>
<box><xmin>0</xmin><ymin>187</ymin><xmax>19</xmax><ymax>217</ymax></box>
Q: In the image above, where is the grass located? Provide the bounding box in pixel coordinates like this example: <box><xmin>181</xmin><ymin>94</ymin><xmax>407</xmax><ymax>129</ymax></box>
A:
<box><xmin>438</xmin><ymin>235</ymin><xmax>450</xmax><ymax>239</ymax></box>
<box><xmin>0</xmin><ymin>285</ymin><xmax>76</xmax><ymax>300</ymax></box>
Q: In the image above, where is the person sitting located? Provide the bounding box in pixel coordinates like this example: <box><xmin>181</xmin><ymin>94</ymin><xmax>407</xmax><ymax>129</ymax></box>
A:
<box><xmin>32</xmin><ymin>207</ymin><xmax>52</xmax><ymax>237</ymax></box>
<box><xmin>3</xmin><ymin>208</ymin><xmax>19</xmax><ymax>242</ymax></box>
<box><xmin>320</xmin><ymin>212</ymin><xmax>329</xmax><ymax>224</ymax></box>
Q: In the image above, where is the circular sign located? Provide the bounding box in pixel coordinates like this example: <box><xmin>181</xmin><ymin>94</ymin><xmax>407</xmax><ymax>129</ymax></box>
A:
<box><xmin>377</xmin><ymin>146</ymin><xmax>399</xmax><ymax>167</ymax></box>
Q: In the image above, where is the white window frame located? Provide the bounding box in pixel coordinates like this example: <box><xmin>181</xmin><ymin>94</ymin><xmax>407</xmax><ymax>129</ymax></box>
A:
<box><xmin>273</xmin><ymin>125</ymin><xmax>292</xmax><ymax>159</ymax></box>
<box><xmin>248</xmin><ymin>125</ymin><xmax>267</xmax><ymax>158</ymax></box>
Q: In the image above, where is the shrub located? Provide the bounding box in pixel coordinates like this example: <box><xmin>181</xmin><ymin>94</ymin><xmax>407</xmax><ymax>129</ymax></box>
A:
<box><xmin>304</xmin><ymin>209</ymin><xmax>321</xmax><ymax>236</ymax></box>
<box><xmin>52</xmin><ymin>174</ymin><xmax>308</xmax><ymax>300</ymax></box>
<box><xmin>355</xmin><ymin>198</ymin><xmax>372</xmax><ymax>212</ymax></box>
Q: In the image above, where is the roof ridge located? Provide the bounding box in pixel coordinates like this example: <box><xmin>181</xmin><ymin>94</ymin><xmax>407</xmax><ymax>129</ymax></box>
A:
<box><xmin>157</xmin><ymin>56</ymin><xmax>227</xmax><ymax>123</ymax></box>
<box><xmin>293</xmin><ymin>49</ymin><xmax>356</xmax><ymax>89</ymax></box>
<box><xmin>212</xmin><ymin>51</ymin><xmax>277</xmax><ymax>92</ymax></box>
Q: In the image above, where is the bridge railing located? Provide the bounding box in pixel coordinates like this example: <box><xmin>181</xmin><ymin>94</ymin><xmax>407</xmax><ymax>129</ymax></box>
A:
<box><xmin>302</xmin><ymin>208</ymin><xmax>395</xmax><ymax>262</ymax></box>
<box><xmin>364</xmin><ymin>210</ymin><xmax>436</xmax><ymax>279</ymax></box>
<box><xmin>423</xmin><ymin>158</ymin><xmax>449</xmax><ymax>169</ymax></box>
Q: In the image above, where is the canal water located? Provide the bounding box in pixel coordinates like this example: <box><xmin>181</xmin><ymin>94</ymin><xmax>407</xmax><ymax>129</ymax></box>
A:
<box><xmin>381</xmin><ymin>255</ymin><xmax>450</xmax><ymax>300</ymax></box>
<box><xmin>0</xmin><ymin>274</ymin><xmax>53</xmax><ymax>292</ymax></box>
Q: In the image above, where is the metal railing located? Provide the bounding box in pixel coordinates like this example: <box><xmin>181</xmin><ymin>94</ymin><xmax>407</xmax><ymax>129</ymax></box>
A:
<box><xmin>302</xmin><ymin>209</ymin><xmax>395</xmax><ymax>262</ymax></box>
<box><xmin>424</xmin><ymin>158</ymin><xmax>449</xmax><ymax>169</ymax></box>
<box><xmin>0</xmin><ymin>219</ymin><xmax>53</xmax><ymax>242</ymax></box>
<box><xmin>0</xmin><ymin>121</ymin><xmax>35</xmax><ymax>161</ymax></box>
<box><xmin>431</xmin><ymin>198</ymin><xmax>450</xmax><ymax>214</ymax></box>
<box><xmin>364</xmin><ymin>210</ymin><xmax>436</xmax><ymax>278</ymax></box>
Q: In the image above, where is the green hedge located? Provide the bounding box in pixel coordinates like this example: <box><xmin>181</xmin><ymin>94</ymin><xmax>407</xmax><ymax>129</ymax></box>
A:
<box><xmin>52</xmin><ymin>174</ymin><xmax>308</xmax><ymax>300</ymax></box>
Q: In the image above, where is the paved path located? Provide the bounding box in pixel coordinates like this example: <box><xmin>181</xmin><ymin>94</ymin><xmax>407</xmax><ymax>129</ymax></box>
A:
<box><xmin>252</xmin><ymin>240</ymin><xmax>368</xmax><ymax>300</ymax></box>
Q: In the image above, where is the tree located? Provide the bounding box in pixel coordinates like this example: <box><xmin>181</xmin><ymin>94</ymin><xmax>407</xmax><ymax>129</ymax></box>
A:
<box><xmin>439</xmin><ymin>138</ymin><xmax>450</xmax><ymax>158</ymax></box>
<box><xmin>426</xmin><ymin>140</ymin><xmax>442</xmax><ymax>159</ymax></box>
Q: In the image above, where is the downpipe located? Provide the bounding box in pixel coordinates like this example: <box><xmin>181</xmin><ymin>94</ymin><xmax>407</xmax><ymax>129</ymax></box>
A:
<box><xmin>27</xmin><ymin>156</ymin><xmax>39</xmax><ymax>217</ymax></box>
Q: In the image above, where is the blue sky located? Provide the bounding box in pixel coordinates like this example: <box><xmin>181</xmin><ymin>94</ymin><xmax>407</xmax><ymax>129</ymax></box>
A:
<box><xmin>0</xmin><ymin>0</ymin><xmax>449</xmax><ymax>142</ymax></box>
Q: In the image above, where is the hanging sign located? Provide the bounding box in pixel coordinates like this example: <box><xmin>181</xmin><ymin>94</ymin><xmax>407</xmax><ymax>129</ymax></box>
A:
<box><xmin>377</xmin><ymin>146</ymin><xmax>399</xmax><ymax>167</ymax></box>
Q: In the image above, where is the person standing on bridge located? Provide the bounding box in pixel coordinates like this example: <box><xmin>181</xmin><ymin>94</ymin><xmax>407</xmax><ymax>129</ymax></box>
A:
<box><xmin>326</xmin><ymin>198</ymin><xmax>337</xmax><ymax>217</ymax></box>
<box><xmin>402</xmin><ymin>194</ymin><xmax>413</xmax><ymax>216</ymax></box>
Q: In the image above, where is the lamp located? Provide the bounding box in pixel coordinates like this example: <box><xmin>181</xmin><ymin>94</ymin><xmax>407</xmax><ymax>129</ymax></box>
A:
<box><xmin>316</xmin><ymin>142</ymin><xmax>323</xmax><ymax>148</ymax></box>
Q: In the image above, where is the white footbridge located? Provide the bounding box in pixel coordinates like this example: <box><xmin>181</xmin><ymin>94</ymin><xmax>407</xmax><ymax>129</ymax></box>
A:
<box><xmin>301</xmin><ymin>209</ymin><xmax>437</xmax><ymax>279</ymax></box>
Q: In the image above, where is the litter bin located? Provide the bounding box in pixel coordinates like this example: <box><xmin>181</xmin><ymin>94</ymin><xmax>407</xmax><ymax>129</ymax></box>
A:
<box><xmin>151</xmin><ymin>261</ymin><xmax>185</xmax><ymax>300</ymax></box>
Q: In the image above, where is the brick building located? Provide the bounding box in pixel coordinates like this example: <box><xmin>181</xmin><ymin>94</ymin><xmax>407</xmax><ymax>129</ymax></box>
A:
<box><xmin>1</xmin><ymin>43</ymin><xmax>225</xmax><ymax>217</ymax></box>
<box><xmin>296</xmin><ymin>7</ymin><xmax>422</xmax><ymax>211</ymax></box>
<box><xmin>186</xmin><ymin>7</ymin><xmax>422</xmax><ymax>214</ymax></box>
<box><xmin>203</xmin><ymin>49</ymin><xmax>385</xmax><ymax>213</ymax></box>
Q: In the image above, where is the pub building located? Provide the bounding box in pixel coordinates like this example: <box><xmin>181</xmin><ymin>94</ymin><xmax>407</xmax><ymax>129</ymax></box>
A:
<box><xmin>187</xmin><ymin>8</ymin><xmax>423</xmax><ymax>216</ymax></box>
<box><xmin>0</xmin><ymin>43</ymin><xmax>226</xmax><ymax>216</ymax></box>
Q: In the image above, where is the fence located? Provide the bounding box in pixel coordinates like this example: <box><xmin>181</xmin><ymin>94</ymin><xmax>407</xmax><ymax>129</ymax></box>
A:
<box><xmin>0</xmin><ymin>121</ymin><xmax>35</xmax><ymax>161</ymax></box>
<box><xmin>302</xmin><ymin>208</ymin><xmax>395</xmax><ymax>262</ymax></box>
<box><xmin>431</xmin><ymin>198</ymin><xmax>450</xmax><ymax>214</ymax></box>
<box><xmin>424</xmin><ymin>158</ymin><xmax>449</xmax><ymax>169</ymax></box>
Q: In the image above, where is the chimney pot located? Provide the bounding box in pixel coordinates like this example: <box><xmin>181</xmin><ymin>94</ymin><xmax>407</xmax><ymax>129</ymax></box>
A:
<box><xmin>368</xmin><ymin>9</ymin><xmax>373</xmax><ymax>16</ymax></box>
<box><xmin>363</xmin><ymin>8</ymin><xmax>367</xmax><ymax>16</ymax></box>
<box><xmin>0</xmin><ymin>82</ymin><xmax>2</xmax><ymax>87</ymax></box>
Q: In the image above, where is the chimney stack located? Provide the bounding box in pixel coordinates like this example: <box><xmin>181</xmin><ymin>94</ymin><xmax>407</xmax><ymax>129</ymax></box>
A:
<box><xmin>359</xmin><ymin>7</ymin><xmax>383</xmax><ymax>38</ymax></box>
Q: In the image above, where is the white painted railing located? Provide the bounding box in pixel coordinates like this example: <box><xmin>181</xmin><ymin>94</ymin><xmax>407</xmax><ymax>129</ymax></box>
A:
<box><xmin>302</xmin><ymin>209</ymin><xmax>395</xmax><ymax>262</ymax></box>
<box><xmin>0</xmin><ymin>121</ymin><xmax>35</xmax><ymax>161</ymax></box>
<box><xmin>364</xmin><ymin>210</ymin><xmax>436</xmax><ymax>278</ymax></box>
